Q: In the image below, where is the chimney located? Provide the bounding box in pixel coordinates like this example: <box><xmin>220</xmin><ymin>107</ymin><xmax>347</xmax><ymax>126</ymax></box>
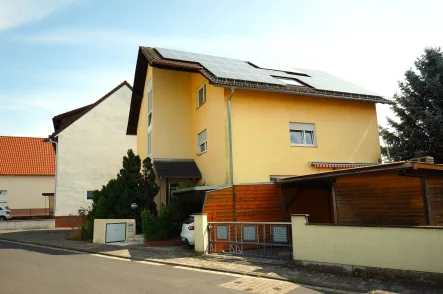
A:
<box><xmin>409</xmin><ymin>156</ymin><xmax>434</xmax><ymax>164</ymax></box>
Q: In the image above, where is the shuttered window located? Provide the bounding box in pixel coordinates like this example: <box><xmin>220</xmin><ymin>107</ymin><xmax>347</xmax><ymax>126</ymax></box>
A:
<box><xmin>289</xmin><ymin>123</ymin><xmax>316</xmax><ymax>146</ymax></box>
<box><xmin>197</xmin><ymin>83</ymin><xmax>206</xmax><ymax>108</ymax></box>
<box><xmin>197</xmin><ymin>130</ymin><xmax>207</xmax><ymax>154</ymax></box>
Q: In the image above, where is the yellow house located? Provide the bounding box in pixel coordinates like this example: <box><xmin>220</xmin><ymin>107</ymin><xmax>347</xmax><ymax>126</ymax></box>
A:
<box><xmin>126</xmin><ymin>47</ymin><xmax>390</xmax><ymax>207</ymax></box>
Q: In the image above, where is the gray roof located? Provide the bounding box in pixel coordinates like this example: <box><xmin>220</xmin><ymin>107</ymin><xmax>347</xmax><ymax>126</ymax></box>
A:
<box><xmin>155</xmin><ymin>47</ymin><xmax>381</xmax><ymax>97</ymax></box>
<box><xmin>153</xmin><ymin>158</ymin><xmax>202</xmax><ymax>179</ymax></box>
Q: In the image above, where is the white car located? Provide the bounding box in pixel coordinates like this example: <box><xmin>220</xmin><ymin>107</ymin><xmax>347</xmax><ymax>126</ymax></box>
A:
<box><xmin>0</xmin><ymin>205</ymin><xmax>12</xmax><ymax>221</ymax></box>
<box><xmin>180</xmin><ymin>216</ymin><xmax>194</xmax><ymax>246</ymax></box>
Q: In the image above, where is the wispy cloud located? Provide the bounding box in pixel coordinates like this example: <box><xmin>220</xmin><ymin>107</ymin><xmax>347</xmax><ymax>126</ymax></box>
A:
<box><xmin>0</xmin><ymin>0</ymin><xmax>79</xmax><ymax>32</ymax></box>
<box><xmin>0</xmin><ymin>65</ymin><xmax>133</xmax><ymax>137</ymax></box>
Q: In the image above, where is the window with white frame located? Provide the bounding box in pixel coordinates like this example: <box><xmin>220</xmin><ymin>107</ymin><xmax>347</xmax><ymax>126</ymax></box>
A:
<box><xmin>197</xmin><ymin>83</ymin><xmax>206</xmax><ymax>108</ymax></box>
<box><xmin>148</xmin><ymin>131</ymin><xmax>152</xmax><ymax>156</ymax></box>
<box><xmin>0</xmin><ymin>191</ymin><xmax>7</xmax><ymax>203</ymax></box>
<box><xmin>147</xmin><ymin>79</ymin><xmax>153</xmax><ymax>156</ymax></box>
<box><xmin>289</xmin><ymin>122</ymin><xmax>316</xmax><ymax>146</ymax></box>
<box><xmin>197</xmin><ymin>130</ymin><xmax>207</xmax><ymax>154</ymax></box>
<box><xmin>147</xmin><ymin>80</ymin><xmax>153</xmax><ymax>127</ymax></box>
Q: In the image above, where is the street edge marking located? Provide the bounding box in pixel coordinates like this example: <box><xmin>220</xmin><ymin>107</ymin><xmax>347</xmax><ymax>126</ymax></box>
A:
<box><xmin>89</xmin><ymin>254</ymin><xmax>131</xmax><ymax>261</ymax></box>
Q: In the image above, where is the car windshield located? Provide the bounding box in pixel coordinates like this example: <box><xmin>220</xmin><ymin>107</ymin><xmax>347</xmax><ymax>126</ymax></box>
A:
<box><xmin>4</xmin><ymin>206</ymin><xmax>9</xmax><ymax>210</ymax></box>
<box><xmin>184</xmin><ymin>216</ymin><xmax>194</xmax><ymax>224</ymax></box>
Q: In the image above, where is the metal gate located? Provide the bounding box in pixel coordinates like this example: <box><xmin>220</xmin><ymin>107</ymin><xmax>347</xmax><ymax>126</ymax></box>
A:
<box><xmin>105</xmin><ymin>223</ymin><xmax>126</xmax><ymax>243</ymax></box>
<box><xmin>208</xmin><ymin>222</ymin><xmax>292</xmax><ymax>260</ymax></box>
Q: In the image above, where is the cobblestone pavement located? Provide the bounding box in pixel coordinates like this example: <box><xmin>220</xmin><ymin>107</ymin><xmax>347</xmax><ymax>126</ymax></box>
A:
<box><xmin>220</xmin><ymin>277</ymin><xmax>300</xmax><ymax>294</ymax></box>
<box><xmin>0</xmin><ymin>229</ymin><xmax>441</xmax><ymax>294</ymax></box>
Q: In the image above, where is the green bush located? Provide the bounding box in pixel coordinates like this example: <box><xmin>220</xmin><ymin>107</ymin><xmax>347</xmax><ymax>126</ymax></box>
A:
<box><xmin>141</xmin><ymin>200</ymin><xmax>201</xmax><ymax>241</ymax></box>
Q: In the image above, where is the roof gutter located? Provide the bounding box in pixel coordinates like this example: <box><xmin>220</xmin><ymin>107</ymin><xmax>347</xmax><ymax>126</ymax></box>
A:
<box><xmin>277</xmin><ymin>162</ymin><xmax>412</xmax><ymax>184</ymax></box>
<box><xmin>227</xmin><ymin>87</ymin><xmax>237</xmax><ymax>221</ymax></box>
<box><xmin>212</xmin><ymin>84</ymin><xmax>392</xmax><ymax>104</ymax></box>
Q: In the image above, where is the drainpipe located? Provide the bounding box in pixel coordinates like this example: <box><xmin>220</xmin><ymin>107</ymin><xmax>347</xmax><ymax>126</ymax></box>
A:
<box><xmin>45</xmin><ymin>136</ymin><xmax>58</xmax><ymax>218</ymax></box>
<box><xmin>227</xmin><ymin>87</ymin><xmax>237</xmax><ymax>222</ymax></box>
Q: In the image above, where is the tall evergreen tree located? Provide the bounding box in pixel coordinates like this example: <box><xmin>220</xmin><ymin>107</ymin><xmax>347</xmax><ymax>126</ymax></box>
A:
<box><xmin>139</xmin><ymin>157</ymin><xmax>160</xmax><ymax>216</ymax></box>
<box><xmin>380</xmin><ymin>47</ymin><xmax>443</xmax><ymax>163</ymax></box>
<box><xmin>91</xmin><ymin>150</ymin><xmax>159</xmax><ymax>220</ymax></box>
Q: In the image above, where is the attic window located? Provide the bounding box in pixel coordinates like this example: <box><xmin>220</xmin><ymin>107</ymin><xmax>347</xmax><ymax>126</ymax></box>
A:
<box><xmin>276</xmin><ymin>78</ymin><xmax>304</xmax><ymax>86</ymax></box>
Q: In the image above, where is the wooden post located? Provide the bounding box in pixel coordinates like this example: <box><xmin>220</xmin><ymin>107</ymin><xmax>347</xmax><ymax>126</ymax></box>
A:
<box><xmin>280</xmin><ymin>186</ymin><xmax>286</xmax><ymax>221</ymax></box>
<box><xmin>421</xmin><ymin>178</ymin><xmax>432</xmax><ymax>225</ymax></box>
<box><xmin>331</xmin><ymin>181</ymin><xmax>338</xmax><ymax>224</ymax></box>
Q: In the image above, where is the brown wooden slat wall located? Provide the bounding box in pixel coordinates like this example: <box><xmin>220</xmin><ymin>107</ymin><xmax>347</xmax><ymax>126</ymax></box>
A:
<box><xmin>283</xmin><ymin>187</ymin><xmax>332</xmax><ymax>223</ymax></box>
<box><xmin>203</xmin><ymin>184</ymin><xmax>282</xmax><ymax>222</ymax></box>
<box><xmin>335</xmin><ymin>171</ymin><xmax>426</xmax><ymax>225</ymax></box>
<box><xmin>428</xmin><ymin>178</ymin><xmax>443</xmax><ymax>225</ymax></box>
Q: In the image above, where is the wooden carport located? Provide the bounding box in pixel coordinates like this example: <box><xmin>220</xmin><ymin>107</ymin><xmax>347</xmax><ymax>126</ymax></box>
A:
<box><xmin>277</xmin><ymin>161</ymin><xmax>443</xmax><ymax>226</ymax></box>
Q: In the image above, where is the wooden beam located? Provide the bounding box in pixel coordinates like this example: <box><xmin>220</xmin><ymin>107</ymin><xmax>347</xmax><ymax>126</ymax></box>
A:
<box><xmin>331</xmin><ymin>182</ymin><xmax>338</xmax><ymax>224</ymax></box>
<box><xmin>421</xmin><ymin>178</ymin><xmax>432</xmax><ymax>225</ymax></box>
<box><xmin>413</xmin><ymin>162</ymin><xmax>443</xmax><ymax>171</ymax></box>
<box><xmin>280</xmin><ymin>186</ymin><xmax>286</xmax><ymax>221</ymax></box>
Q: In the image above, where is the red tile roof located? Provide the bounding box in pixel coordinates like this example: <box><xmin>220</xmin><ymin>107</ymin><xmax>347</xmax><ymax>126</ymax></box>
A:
<box><xmin>0</xmin><ymin>136</ymin><xmax>55</xmax><ymax>176</ymax></box>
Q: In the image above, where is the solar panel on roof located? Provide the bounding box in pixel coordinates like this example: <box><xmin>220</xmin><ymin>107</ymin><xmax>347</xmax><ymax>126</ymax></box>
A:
<box><xmin>156</xmin><ymin>47</ymin><xmax>286</xmax><ymax>85</ymax></box>
<box><xmin>155</xmin><ymin>47</ymin><xmax>380</xmax><ymax>96</ymax></box>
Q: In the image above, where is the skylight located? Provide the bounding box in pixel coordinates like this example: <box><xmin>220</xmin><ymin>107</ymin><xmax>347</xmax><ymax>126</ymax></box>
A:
<box><xmin>276</xmin><ymin>78</ymin><xmax>304</xmax><ymax>86</ymax></box>
<box><xmin>248</xmin><ymin>61</ymin><xmax>306</xmax><ymax>75</ymax></box>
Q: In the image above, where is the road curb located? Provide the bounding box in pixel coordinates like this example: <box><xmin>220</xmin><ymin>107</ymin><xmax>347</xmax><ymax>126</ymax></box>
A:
<box><xmin>0</xmin><ymin>237</ymin><xmax>361</xmax><ymax>293</ymax></box>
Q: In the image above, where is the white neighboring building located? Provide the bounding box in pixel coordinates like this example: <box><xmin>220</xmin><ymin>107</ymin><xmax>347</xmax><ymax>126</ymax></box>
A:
<box><xmin>51</xmin><ymin>81</ymin><xmax>136</xmax><ymax>227</ymax></box>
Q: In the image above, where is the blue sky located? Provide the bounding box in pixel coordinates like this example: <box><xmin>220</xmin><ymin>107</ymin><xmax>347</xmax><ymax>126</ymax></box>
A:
<box><xmin>1</xmin><ymin>0</ymin><xmax>442</xmax><ymax>137</ymax></box>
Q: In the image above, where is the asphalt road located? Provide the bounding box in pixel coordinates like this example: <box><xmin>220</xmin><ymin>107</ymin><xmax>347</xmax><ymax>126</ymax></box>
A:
<box><xmin>0</xmin><ymin>240</ymin><xmax>325</xmax><ymax>294</ymax></box>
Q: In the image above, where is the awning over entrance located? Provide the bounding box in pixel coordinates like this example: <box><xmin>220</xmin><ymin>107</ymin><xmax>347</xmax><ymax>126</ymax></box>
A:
<box><xmin>153</xmin><ymin>158</ymin><xmax>202</xmax><ymax>179</ymax></box>
<box><xmin>310</xmin><ymin>161</ymin><xmax>375</xmax><ymax>169</ymax></box>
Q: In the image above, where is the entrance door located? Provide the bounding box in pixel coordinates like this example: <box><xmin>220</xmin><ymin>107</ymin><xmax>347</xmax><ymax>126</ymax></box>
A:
<box><xmin>168</xmin><ymin>183</ymin><xmax>179</xmax><ymax>203</ymax></box>
<box><xmin>105</xmin><ymin>223</ymin><xmax>126</xmax><ymax>243</ymax></box>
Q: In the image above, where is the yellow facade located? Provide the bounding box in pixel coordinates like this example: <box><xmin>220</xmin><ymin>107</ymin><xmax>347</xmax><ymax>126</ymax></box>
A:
<box><xmin>137</xmin><ymin>66</ymin><xmax>381</xmax><ymax>196</ymax></box>
<box><xmin>136</xmin><ymin>66</ymin><xmax>152</xmax><ymax>160</ymax></box>
<box><xmin>229</xmin><ymin>89</ymin><xmax>381</xmax><ymax>183</ymax></box>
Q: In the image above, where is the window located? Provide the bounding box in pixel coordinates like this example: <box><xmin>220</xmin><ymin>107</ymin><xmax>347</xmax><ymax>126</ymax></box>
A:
<box><xmin>147</xmin><ymin>80</ymin><xmax>153</xmax><ymax>127</ymax></box>
<box><xmin>197</xmin><ymin>130</ymin><xmax>207</xmax><ymax>154</ymax></box>
<box><xmin>147</xmin><ymin>79</ymin><xmax>153</xmax><ymax>157</ymax></box>
<box><xmin>86</xmin><ymin>191</ymin><xmax>95</xmax><ymax>200</ymax></box>
<box><xmin>0</xmin><ymin>191</ymin><xmax>7</xmax><ymax>203</ymax></box>
<box><xmin>148</xmin><ymin>131</ymin><xmax>152</xmax><ymax>156</ymax></box>
<box><xmin>197</xmin><ymin>83</ymin><xmax>206</xmax><ymax>108</ymax></box>
<box><xmin>289</xmin><ymin>122</ymin><xmax>316</xmax><ymax>146</ymax></box>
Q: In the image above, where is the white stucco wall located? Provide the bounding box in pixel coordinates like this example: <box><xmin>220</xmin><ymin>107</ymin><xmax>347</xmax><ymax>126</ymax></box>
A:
<box><xmin>54</xmin><ymin>85</ymin><xmax>136</xmax><ymax>216</ymax></box>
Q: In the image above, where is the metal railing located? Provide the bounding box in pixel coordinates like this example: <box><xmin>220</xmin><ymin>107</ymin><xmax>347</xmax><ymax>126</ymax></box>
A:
<box><xmin>208</xmin><ymin>222</ymin><xmax>292</xmax><ymax>260</ymax></box>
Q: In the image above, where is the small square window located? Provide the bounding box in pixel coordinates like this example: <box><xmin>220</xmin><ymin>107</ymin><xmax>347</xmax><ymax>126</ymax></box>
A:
<box><xmin>289</xmin><ymin>123</ymin><xmax>316</xmax><ymax>146</ymax></box>
<box><xmin>197</xmin><ymin>130</ymin><xmax>207</xmax><ymax>155</ymax></box>
<box><xmin>197</xmin><ymin>83</ymin><xmax>206</xmax><ymax>108</ymax></box>
<box><xmin>86</xmin><ymin>191</ymin><xmax>95</xmax><ymax>200</ymax></box>
<box><xmin>0</xmin><ymin>191</ymin><xmax>7</xmax><ymax>203</ymax></box>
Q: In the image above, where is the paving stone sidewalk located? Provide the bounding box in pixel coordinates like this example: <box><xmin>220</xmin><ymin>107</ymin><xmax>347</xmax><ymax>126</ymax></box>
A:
<box><xmin>0</xmin><ymin>229</ymin><xmax>441</xmax><ymax>294</ymax></box>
